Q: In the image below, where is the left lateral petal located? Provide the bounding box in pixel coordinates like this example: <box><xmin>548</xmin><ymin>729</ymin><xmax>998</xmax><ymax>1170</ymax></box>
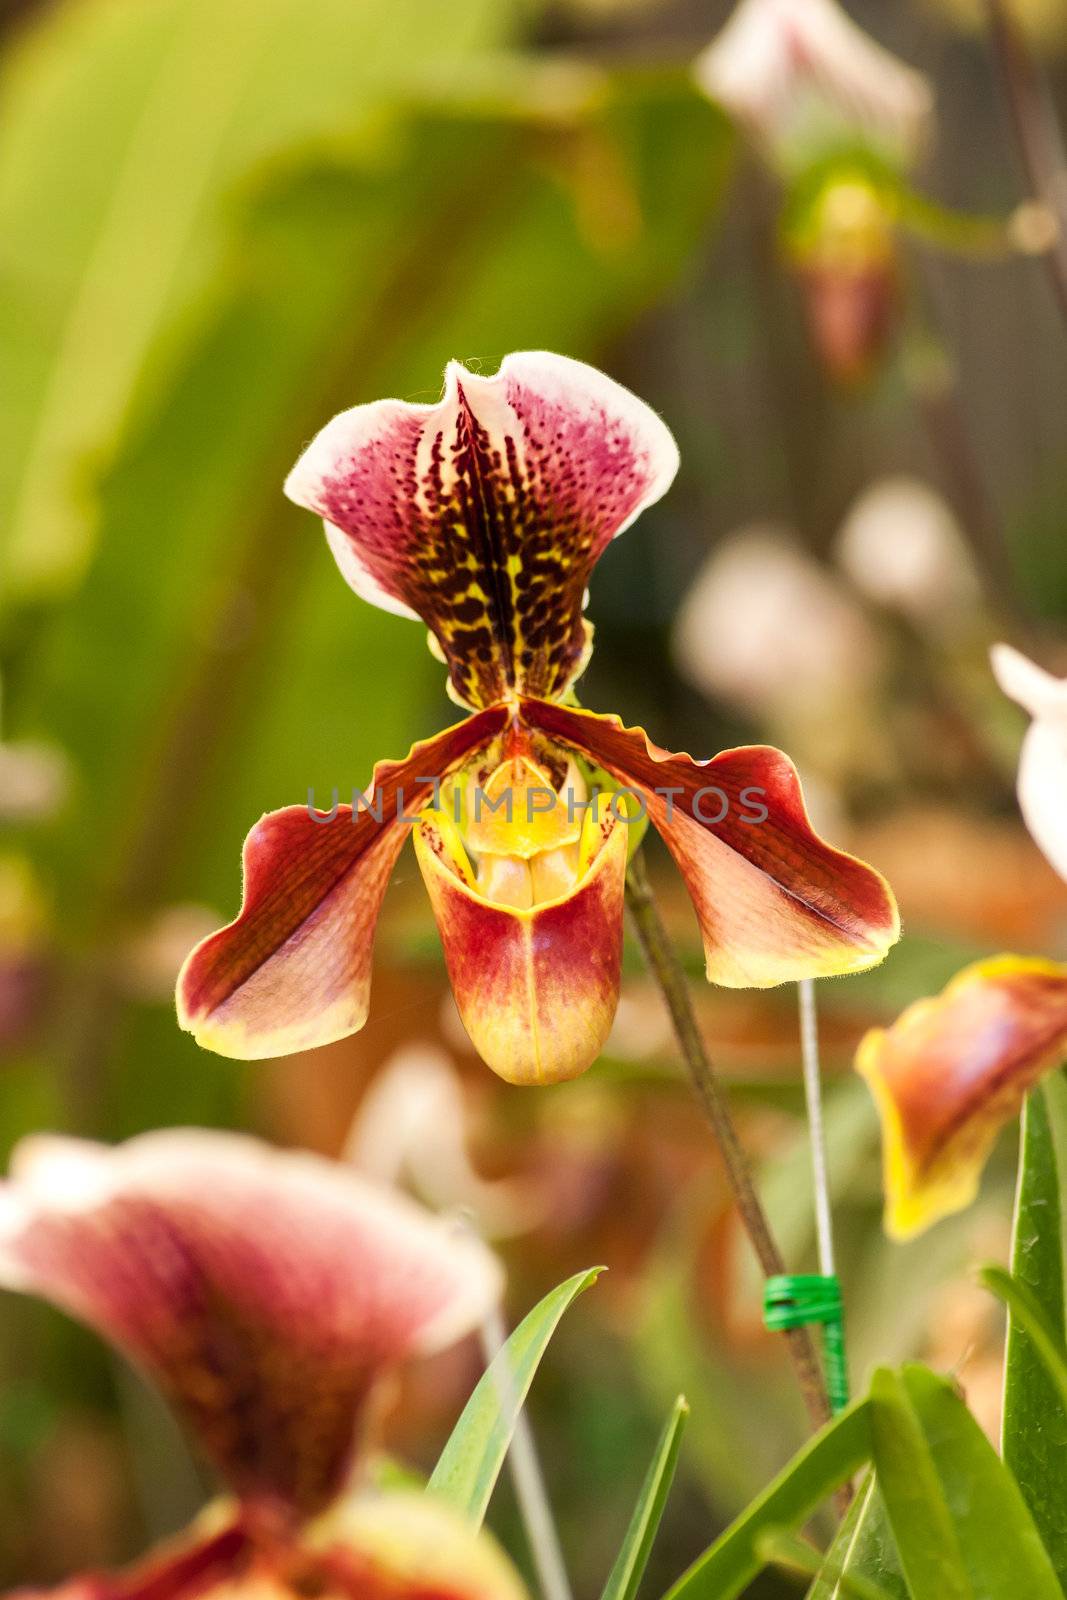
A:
<box><xmin>176</xmin><ymin>707</ymin><xmax>506</xmax><ymax>1059</ymax></box>
<box><xmin>414</xmin><ymin>808</ymin><xmax>628</xmax><ymax>1085</ymax></box>
<box><xmin>0</xmin><ymin>1131</ymin><xmax>502</xmax><ymax>1519</ymax></box>
<box><xmin>521</xmin><ymin>699</ymin><xmax>899</xmax><ymax>986</ymax></box>
<box><xmin>284</xmin><ymin>353</ymin><xmax>679</xmax><ymax>709</ymax></box>
<box><xmin>856</xmin><ymin>956</ymin><xmax>1067</xmax><ymax>1238</ymax></box>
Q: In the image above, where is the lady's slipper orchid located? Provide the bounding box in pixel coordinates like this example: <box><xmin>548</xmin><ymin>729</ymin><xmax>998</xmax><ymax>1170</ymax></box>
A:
<box><xmin>857</xmin><ymin>956</ymin><xmax>1067</xmax><ymax>1238</ymax></box>
<box><xmin>694</xmin><ymin>0</ymin><xmax>933</xmax><ymax>176</ymax></box>
<box><xmin>695</xmin><ymin>1</ymin><xmax>932</xmax><ymax>385</ymax></box>
<box><xmin>0</xmin><ymin>1130</ymin><xmax>519</xmax><ymax>1600</ymax></box>
<box><xmin>177</xmin><ymin>352</ymin><xmax>899</xmax><ymax>1085</ymax></box>
<box><xmin>991</xmin><ymin>642</ymin><xmax>1067</xmax><ymax>884</ymax></box>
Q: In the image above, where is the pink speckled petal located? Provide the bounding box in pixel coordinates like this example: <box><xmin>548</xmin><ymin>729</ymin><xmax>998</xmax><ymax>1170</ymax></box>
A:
<box><xmin>0</xmin><ymin>1131</ymin><xmax>502</xmax><ymax>1520</ymax></box>
<box><xmin>285</xmin><ymin>353</ymin><xmax>679</xmax><ymax>709</ymax></box>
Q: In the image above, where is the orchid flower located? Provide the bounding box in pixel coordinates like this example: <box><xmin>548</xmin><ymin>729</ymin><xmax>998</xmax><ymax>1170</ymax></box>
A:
<box><xmin>695</xmin><ymin>2</ymin><xmax>933</xmax><ymax>384</ymax></box>
<box><xmin>694</xmin><ymin>0</ymin><xmax>933</xmax><ymax>176</ymax></box>
<box><xmin>177</xmin><ymin>353</ymin><xmax>899</xmax><ymax>1085</ymax></box>
<box><xmin>857</xmin><ymin>956</ymin><xmax>1067</xmax><ymax>1238</ymax></box>
<box><xmin>0</xmin><ymin>1129</ymin><xmax>520</xmax><ymax>1600</ymax></box>
<box><xmin>991</xmin><ymin>642</ymin><xmax>1067</xmax><ymax>884</ymax></box>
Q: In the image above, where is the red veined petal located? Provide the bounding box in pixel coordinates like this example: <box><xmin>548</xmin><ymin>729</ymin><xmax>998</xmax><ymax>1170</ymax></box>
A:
<box><xmin>414</xmin><ymin>806</ymin><xmax>628</xmax><ymax>1085</ymax></box>
<box><xmin>520</xmin><ymin>698</ymin><xmax>899</xmax><ymax>986</ymax></box>
<box><xmin>856</xmin><ymin>956</ymin><xmax>1067</xmax><ymax>1238</ymax></box>
<box><xmin>0</xmin><ymin>1132</ymin><xmax>502</xmax><ymax>1519</ymax></box>
<box><xmin>176</xmin><ymin>707</ymin><xmax>507</xmax><ymax>1059</ymax></box>
<box><xmin>284</xmin><ymin>353</ymin><xmax>679</xmax><ymax>710</ymax></box>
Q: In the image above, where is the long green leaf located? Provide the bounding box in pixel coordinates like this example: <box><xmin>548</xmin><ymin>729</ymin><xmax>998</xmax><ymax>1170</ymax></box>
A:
<box><xmin>600</xmin><ymin>1395</ymin><xmax>689</xmax><ymax>1600</ymax></box>
<box><xmin>868</xmin><ymin>1368</ymin><xmax>971</xmax><ymax>1600</ymax></box>
<box><xmin>428</xmin><ymin>1267</ymin><xmax>603</xmax><ymax>1527</ymax></box>
<box><xmin>807</xmin><ymin>1473</ymin><xmax>908</xmax><ymax>1600</ymax></box>
<box><xmin>901</xmin><ymin>1364</ymin><xmax>1063</xmax><ymax>1600</ymax></box>
<box><xmin>1001</xmin><ymin>1079</ymin><xmax>1067</xmax><ymax>1585</ymax></box>
<box><xmin>661</xmin><ymin>1397</ymin><xmax>873</xmax><ymax>1600</ymax></box>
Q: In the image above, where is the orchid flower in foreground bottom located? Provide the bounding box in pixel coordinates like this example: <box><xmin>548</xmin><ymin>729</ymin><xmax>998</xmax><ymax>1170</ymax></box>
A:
<box><xmin>177</xmin><ymin>352</ymin><xmax>899</xmax><ymax>1084</ymax></box>
<box><xmin>857</xmin><ymin>957</ymin><xmax>1067</xmax><ymax>1238</ymax></box>
<box><xmin>0</xmin><ymin>1130</ymin><xmax>522</xmax><ymax>1600</ymax></box>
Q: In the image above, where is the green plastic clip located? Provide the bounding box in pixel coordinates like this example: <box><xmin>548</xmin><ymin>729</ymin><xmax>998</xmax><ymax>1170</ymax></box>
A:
<box><xmin>763</xmin><ymin>1273</ymin><xmax>850</xmax><ymax>1414</ymax></box>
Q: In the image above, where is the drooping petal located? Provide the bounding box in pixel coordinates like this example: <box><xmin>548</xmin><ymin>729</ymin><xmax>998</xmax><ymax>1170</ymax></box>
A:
<box><xmin>991</xmin><ymin>643</ymin><xmax>1067</xmax><ymax>885</ymax></box>
<box><xmin>177</xmin><ymin>707</ymin><xmax>506</xmax><ymax>1059</ymax></box>
<box><xmin>284</xmin><ymin>353</ymin><xmax>679</xmax><ymax>709</ymax></box>
<box><xmin>855</xmin><ymin>957</ymin><xmax>1067</xmax><ymax>1238</ymax></box>
<box><xmin>694</xmin><ymin>0</ymin><xmax>933</xmax><ymax>174</ymax></box>
<box><xmin>0</xmin><ymin>1131</ymin><xmax>502</xmax><ymax>1519</ymax></box>
<box><xmin>414</xmin><ymin>805</ymin><xmax>628</xmax><ymax>1085</ymax></box>
<box><xmin>521</xmin><ymin>698</ymin><xmax>899</xmax><ymax>986</ymax></box>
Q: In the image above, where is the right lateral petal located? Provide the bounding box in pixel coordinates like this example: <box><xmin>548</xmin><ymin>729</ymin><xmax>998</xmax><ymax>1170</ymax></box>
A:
<box><xmin>521</xmin><ymin>698</ymin><xmax>899</xmax><ymax>987</ymax></box>
<box><xmin>177</xmin><ymin>707</ymin><xmax>506</xmax><ymax>1059</ymax></box>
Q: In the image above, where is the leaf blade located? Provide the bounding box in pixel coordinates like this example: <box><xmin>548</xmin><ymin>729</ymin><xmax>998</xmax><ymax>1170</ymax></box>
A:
<box><xmin>661</xmin><ymin>1397</ymin><xmax>873</xmax><ymax>1600</ymax></box>
<box><xmin>868</xmin><ymin>1367</ymin><xmax>971</xmax><ymax>1600</ymax></box>
<box><xmin>428</xmin><ymin>1266</ymin><xmax>603</xmax><ymax>1527</ymax></box>
<box><xmin>1001</xmin><ymin>1078</ymin><xmax>1067</xmax><ymax>1585</ymax></box>
<box><xmin>806</xmin><ymin>1472</ymin><xmax>908</xmax><ymax>1600</ymax></box>
<box><xmin>600</xmin><ymin>1395</ymin><xmax>689</xmax><ymax>1600</ymax></box>
<box><xmin>902</xmin><ymin>1363</ymin><xmax>1063</xmax><ymax>1600</ymax></box>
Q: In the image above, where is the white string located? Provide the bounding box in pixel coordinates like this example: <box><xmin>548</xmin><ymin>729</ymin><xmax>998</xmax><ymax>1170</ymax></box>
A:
<box><xmin>798</xmin><ymin>977</ymin><xmax>836</xmax><ymax>1278</ymax></box>
<box><xmin>479</xmin><ymin>1304</ymin><xmax>573</xmax><ymax>1600</ymax></box>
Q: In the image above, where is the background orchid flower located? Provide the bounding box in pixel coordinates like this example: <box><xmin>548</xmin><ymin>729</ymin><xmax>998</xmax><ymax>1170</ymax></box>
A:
<box><xmin>0</xmin><ymin>1130</ymin><xmax>515</xmax><ymax>1600</ymax></box>
<box><xmin>991</xmin><ymin>642</ymin><xmax>1067</xmax><ymax>884</ymax></box>
<box><xmin>857</xmin><ymin>956</ymin><xmax>1067</xmax><ymax>1238</ymax></box>
<box><xmin>695</xmin><ymin>0</ymin><xmax>933</xmax><ymax>385</ymax></box>
<box><xmin>694</xmin><ymin>0</ymin><xmax>933</xmax><ymax>176</ymax></box>
<box><xmin>178</xmin><ymin>352</ymin><xmax>899</xmax><ymax>1086</ymax></box>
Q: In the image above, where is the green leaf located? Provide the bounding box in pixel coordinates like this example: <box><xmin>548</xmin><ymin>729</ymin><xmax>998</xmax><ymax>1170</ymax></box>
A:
<box><xmin>756</xmin><ymin>1524</ymin><xmax>895</xmax><ymax>1600</ymax></box>
<box><xmin>1001</xmin><ymin>1077</ymin><xmax>1067</xmax><ymax>1585</ymax></box>
<box><xmin>600</xmin><ymin>1395</ymin><xmax>689</xmax><ymax>1600</ymax></box>
<box><xmin>806</xmin><ymin>1473</ymin><xmax>908</xmax><ymax>1600</ymax></box>
<box><xmin>661</xmin><ymin>1397</ymin><xmax>873</xmax><ymax>1600</ymax></box>
<box><xmin>428</xmin><ymin>1267</ymin><xmax>603</xmax><ymax>1527</ymax></box>
<box><xmin>0</xmin><ymin>0</ymin><xmax>505</xmax><ymax>608</ymax></box>
<box><xmin>984</xmin><ymin>1266</ymin><xmax>1067</xmax><ymax>1415</ymax></box>
<box><xmin>901</xmin><ymin>1364</ymin><xmax>1063</xmax><ymax>1600</ymax></box>
<box><xmin>868</xmin><ymin>1368</ymin><xmax>971</xmax><ymax>1600</ymax></box>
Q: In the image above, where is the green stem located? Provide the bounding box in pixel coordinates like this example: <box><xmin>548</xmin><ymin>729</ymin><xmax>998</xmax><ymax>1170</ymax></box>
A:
<box><xmin>624</xmin><ymin>854</ymin><xmax>833</xmax><ymax>1441</ymax></box>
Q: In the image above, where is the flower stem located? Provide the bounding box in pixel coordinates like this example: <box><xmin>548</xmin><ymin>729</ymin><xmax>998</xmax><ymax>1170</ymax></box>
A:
<box><xmin>987</xmin><ymin>0</ymin><xmax>1067</xmax><ymax>324</ymax></box>
<box><xmin>479</xmin><ymin>1305</ymin><xmax>573</xmax><ymax>1600</ymax></box>
<box><xmin>624</xmin><ymin>854</ymin><xmax>832</xmax><ymax>1438</ymax></box>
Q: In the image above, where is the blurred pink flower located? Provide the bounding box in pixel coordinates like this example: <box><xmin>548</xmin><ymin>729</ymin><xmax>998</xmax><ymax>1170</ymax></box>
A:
<box><xmin>0</xmin><ymin>1130</ymin><xmax>517</xmax><ymax>1600</ymax></box>
<box><xmin>694</xmin><ymin>0</ymin><xmax>933</xmax><ymax>174</ymax></box>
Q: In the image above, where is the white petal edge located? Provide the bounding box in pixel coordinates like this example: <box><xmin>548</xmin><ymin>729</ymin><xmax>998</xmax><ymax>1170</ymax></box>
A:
<box><xmin>0</xmin><ymin>1129</ymin><xmax>503</xmax><ymax>1354</ymax></box>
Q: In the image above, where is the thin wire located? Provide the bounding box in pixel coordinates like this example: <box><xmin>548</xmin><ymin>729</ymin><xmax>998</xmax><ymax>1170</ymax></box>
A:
<box><xmin>479</xmin><ymin>1305</ymin><xmax>574</xmax><ymax>1600</ymax></box>
<box><xmin>798</xmin><ymin>977</ymin><xmax>835</xmax><ymax>1279</ymax></box>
